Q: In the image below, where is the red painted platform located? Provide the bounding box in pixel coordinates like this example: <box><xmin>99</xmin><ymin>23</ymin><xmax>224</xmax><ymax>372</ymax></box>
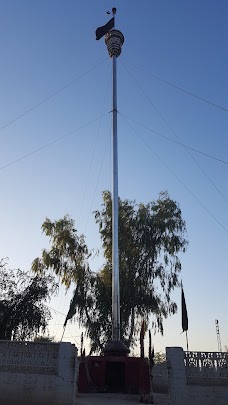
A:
<box><xmin>78</xmin><ymin>356</ymin><xmax>150</xmax><ymax>395</ymax></box>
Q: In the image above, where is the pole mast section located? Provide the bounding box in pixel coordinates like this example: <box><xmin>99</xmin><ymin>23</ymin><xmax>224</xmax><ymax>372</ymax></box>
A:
<box><xmin>112</xmin><ymin>49</ymin><xmax>120</xmax><ymax>341</ymax></box>
<box><xmin>105</xmin><ymin>11</ymin><xmax>124</xmax><ymax>342</ymax></box>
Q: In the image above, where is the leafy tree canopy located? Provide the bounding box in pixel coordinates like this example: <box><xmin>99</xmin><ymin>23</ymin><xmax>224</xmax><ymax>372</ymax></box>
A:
<box><xmin>33</xmin><ymin>335</ymin><xmax>55</xmax><ymax>343</ymax></box>
<box><xmin>153</xmin><ymin>352</ymin><xmax>167</xmax><ymax>364</ymax></box>
<box><xmin>0</xmin><ymin>259</ymin><xmax>58</xmax><ymax>341</ymax></box>
<box><xmin>32</xmin><ymin>191</ymin><xmax>188</xmax><ymax>354</ymax></box>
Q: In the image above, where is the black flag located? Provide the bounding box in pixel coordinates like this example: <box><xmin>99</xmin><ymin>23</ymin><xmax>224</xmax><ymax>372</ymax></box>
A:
<box><xmin>140</xmin><ymin>319</ymin><xmax>146</xmax><ymax>358</ymax></box>
<box><xmin>64</xmin><ymin>290</ymin><xmax>77</xmax><ymax>327</ymax></box>
<box><xmin>148</xmin><ymin>330</ymin><xmax>154</xmax><ymax>370</ymax></box>
<box><xmin>96</xmin><ymin>17</ymin><xmax>114</xmax><ymax>40</ymax></box>
<box><xmin>181</xmin><ymin>286</ymin><xmax>188</xmax><ymax>332</ymax></box>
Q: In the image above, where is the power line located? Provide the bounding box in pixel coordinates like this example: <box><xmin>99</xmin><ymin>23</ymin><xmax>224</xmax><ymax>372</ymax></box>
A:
<box><xmin>121</xmin><ymin>62</ymin><xmax>228</xmax><ymax>206</ymax></box>
<box><xmin>77</xmin><ymin>66</ymin><xmax>111</xmax><ymax>230</ymax></box>
<box><xmin>48</xmin><ymin>306</ymin><xmax>66</xmax><ymax>317</ymax></box>
<box><xmin>48</xmin><ymin>306</ymin><xmax>80</xmax><ymax>345</ymax></box>
<box><xmin>66</xmin><ymin>325</ymin><xmax>80</xmax><ymax>346</ymax></box>
<box><xmin>84</xmin><ymin>126</ymin><xmax>111</xmax><ymax>234</ymax></box>
<box><xmin>120</xmin><ymin>112</ymin><xmax>228</xmax><ymax>167</ymax></box>
<box><xmin>0</xmin><ymin>113</ymin><xmax>109</xmax><ymax>172</ymax></box>
<box><xmin>0</xmin><ymin>58</ymin><xmax>107</xmax><ymax>136</ymax></box>
<box><xmin>123</xmin><ymin>58</ymin><xmax>228</xmax><ymax>113</ymax></box>
<box><xmin>120</xmin><ymin>114</ymin><xmax>228</xmax><ymax>235</ymax></box>
<box><xmin>52</xmin><ymin>286</ymin><xmax>67</xmax><ymax>338</ymax></box>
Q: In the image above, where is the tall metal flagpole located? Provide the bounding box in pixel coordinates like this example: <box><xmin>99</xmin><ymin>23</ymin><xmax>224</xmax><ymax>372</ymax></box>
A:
<box><xmin>112</xmin><ymin>51</ymin><xmax>120</xmax><ymax>341</ymax></box>
<box><xmin>105</xmin><ymin>13</ymin><xmax>124</xmax><ymax>342</ymax></box>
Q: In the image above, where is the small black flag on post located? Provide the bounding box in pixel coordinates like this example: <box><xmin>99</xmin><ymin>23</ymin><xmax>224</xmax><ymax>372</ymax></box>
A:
<box><xmin>64</xmin><ymin>290</ymin><xmax>77</xmax><ymax>327</ymax></box>
<box><xmin>140</xmin><ymin>319</ymin><xmax>146</xmax><ymax>358</ymax></box>
<box><xmin>181</xmin><ymin>286</ymin><xmax>188</xmax><ymax>332</ymax></box>
<box><xmin>96</xmin><ymin>17</ymin><xmax>114</xmax><ymax>40</ymax></box>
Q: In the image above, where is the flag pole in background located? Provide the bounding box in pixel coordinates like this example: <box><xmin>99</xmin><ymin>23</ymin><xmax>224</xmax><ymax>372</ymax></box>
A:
<box><xmin>80</xmin><ymin>332</ymin><xmax>84</xmax><ymax>356</ymax></box>
<box><xmin>149</xmin><ymin>329</ymin><xmax>152</xmax><ymax>359</ymax></box>
<box><xmin>181</xmin><ymin>281</ymin><xmax>189</xmax><ymax>351</ymax></box>
<box><xmin>148</xmin><ymin>330</ymin><xmax>154</xmax><ymax>397</ymax></box>
<box><xmin>186</xmin><ymin>330</ymin><xmax>189</xmax><ymax>352</ymax></box>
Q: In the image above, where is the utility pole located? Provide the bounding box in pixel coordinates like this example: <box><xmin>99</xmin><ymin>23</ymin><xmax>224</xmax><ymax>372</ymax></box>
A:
<box><xmin>215</xmin><ymin>319</ymin><xmax>222</xmax><ymax>352</ymax></box>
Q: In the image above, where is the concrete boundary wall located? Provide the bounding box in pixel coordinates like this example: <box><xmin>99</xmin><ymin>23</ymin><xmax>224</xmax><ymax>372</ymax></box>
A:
<box><xmin>0</xmin><ymin>340</ymin><xmax>78</xmax><ymax>405</ymax></box>
<box><xmin>152</xmin><ymin>363</ymin><xmax>168</xmax><ymax>393</ymax></box>
<box><xmin>166</xmin><ymin>347</ymin><xmax>228</xmax><ymax>405</ymax></box>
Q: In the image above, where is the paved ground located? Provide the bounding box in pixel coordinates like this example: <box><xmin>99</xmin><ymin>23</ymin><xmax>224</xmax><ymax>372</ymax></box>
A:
<box><xmin>76</xmin><ymin>393</ymin><xmax>169</xmax><ymax>404</ymax></box>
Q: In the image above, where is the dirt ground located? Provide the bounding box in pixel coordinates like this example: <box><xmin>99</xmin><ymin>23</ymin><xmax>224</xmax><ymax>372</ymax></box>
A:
<box><xmin>76</xmin><ymin>393</ymin><xmax>169</xmax><ymax>404</ymax></box>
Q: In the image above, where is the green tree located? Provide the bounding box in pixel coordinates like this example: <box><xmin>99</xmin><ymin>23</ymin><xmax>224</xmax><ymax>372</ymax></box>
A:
<box><xmin>32</xmin><ymin>191</ymin><xmax>187</xmax><ymax>354</ymax></box>
<box><xmin>34</xmin><ymin>335</ymin><xmax>55</xmax><ymax>342</ymax></box>
<box><xmin>153</xmin><ymin>352</ymin><xmax>166</xmax><ymax>364</ymax></box>
<box><xmin>0</xmin><ymin>259</ymin><xmax>58</xmax><ymax>340</ymax></box>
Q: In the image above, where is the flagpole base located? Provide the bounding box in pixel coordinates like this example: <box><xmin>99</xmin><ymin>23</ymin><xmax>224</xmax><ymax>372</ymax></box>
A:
<box><xmin>103</xmin><ymin>340</ymin><xmax>130</xmax><ymax>357</ymax></box>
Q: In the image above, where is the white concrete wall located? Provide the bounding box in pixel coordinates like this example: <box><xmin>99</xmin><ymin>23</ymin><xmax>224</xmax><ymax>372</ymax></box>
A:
<box><xmin>166</xmin><ymin>347</ymin><xmax>228</xmax><ymax>405</ymax></box>
<box><xmin>185</xmin><ymin>385</ymin><xmax>228</xmax><ymax>405</ymax></box>
<box><xmin>152</xmin><ymin>363</ymin><xmax>168</xmax><ymax>393</ymax></box>
<box><xmin>0</xmin><ymin>341</ymin><xmax>78</xmax><ymax>405</ymax></box>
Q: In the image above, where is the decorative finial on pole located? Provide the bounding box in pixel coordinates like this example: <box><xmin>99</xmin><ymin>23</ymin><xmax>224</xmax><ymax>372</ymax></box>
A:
<box><xmin>104</xmin><ymin>8</ymin><xmax>124</xmax><ymax>58</ymax></box>
<box><xmin>107</xmin><ymin>7</ymin><xmax>117</xmax><ymax>15</ymax></box>
<box><xmin>105</xmin><ymin>30</ymin><xmax>124</xmax><ymax>58</ymax></box>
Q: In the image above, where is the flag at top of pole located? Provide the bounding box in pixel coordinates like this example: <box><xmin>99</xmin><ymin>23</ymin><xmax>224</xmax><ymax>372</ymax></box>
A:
<box><xmin>96</xmin><ymin>17</ymin><xmax>114</xmax><ymax>40</ymax></box>
<box><xmin>95</xmin><ymin>7</ymin><xmax>116</xmax><ymax>40</ymax></box>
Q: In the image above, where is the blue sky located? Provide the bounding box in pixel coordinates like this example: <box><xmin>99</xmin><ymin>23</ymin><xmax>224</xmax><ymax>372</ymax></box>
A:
<box><xmin>0</xmin><ymin>1</ymin><xmax>227</xmax><ymax>353</ymax></box>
